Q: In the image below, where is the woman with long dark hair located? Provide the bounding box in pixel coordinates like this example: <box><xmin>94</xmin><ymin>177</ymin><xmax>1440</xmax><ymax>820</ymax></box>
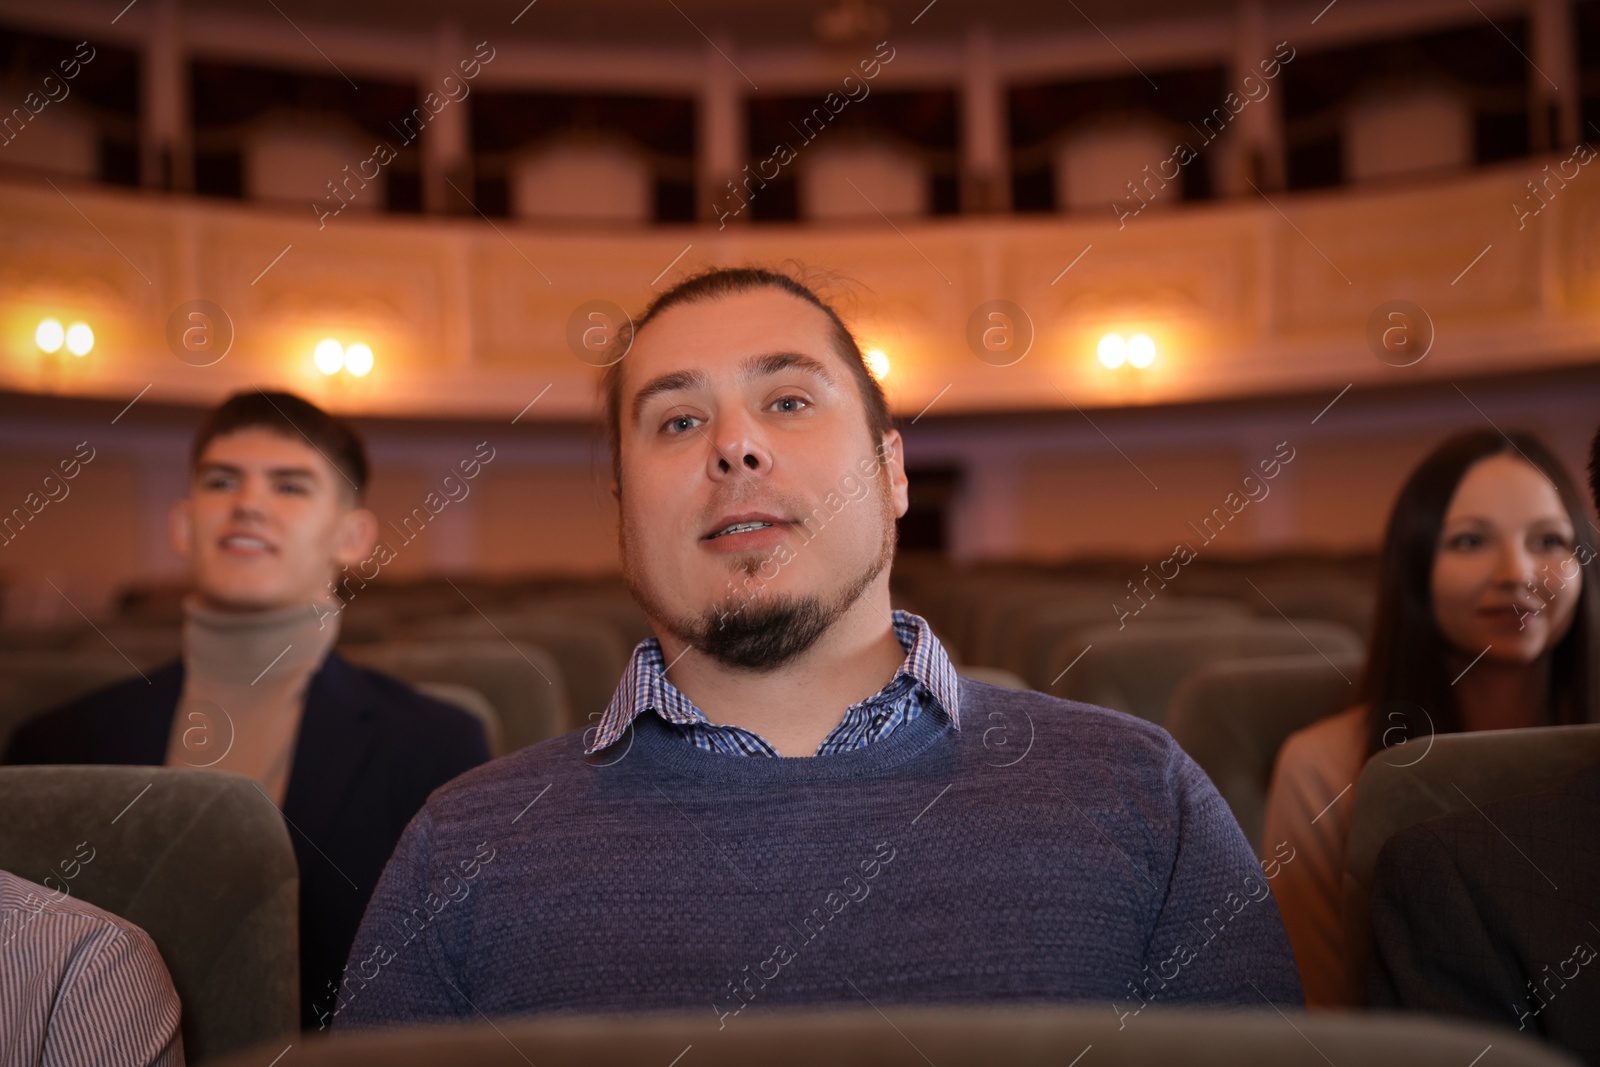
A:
<box><xmin>1263</xmin><ymin>429</ymin><xmax>1599</xmax><ymax>1007</ymax></box>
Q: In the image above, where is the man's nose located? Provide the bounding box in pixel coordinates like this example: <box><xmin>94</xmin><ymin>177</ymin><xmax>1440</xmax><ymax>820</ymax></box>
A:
<box><xmin>707</xmin><ymin>411</ymin><xmax>773</xmax><ymax>480</ymax></box>
<box><xmin>231</xmin><ymin>475</ymin><xmax>271</xmax><ymax>515</ymax></box>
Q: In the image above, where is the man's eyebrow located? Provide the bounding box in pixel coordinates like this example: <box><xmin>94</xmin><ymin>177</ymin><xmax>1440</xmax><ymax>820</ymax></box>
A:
<box><xmin>741</xmin><ymin>351</ymin><xmax>839</xmax><ymax>387</ymax></box>
<box><xmin>196</xmin><ymin>462</ymin><xmax>241</xmax><ymax>477</ymax></box>
<box><xmin>195</xmin><ymin>462</ymin><xmax>320</xmax><ymax>482</ymax></box>
<box><xmin>629</xmin><ymin>351</ymin><xmax>841</xmax><ymax>425</ymax></box>
<box><xmin>631</xmin><ymin>368</ymin><xmax>711</xmax><ymax>425</ymax></box>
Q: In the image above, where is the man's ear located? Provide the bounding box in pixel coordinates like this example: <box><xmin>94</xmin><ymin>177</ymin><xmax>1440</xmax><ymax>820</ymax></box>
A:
<box><xmin>880</xmin><ymin>429</ymin><xmax>910</xmax><ymax>520</ymax></box>
<box><xmin>169</xmin><ymin>498</ymin><xmax>194</xmax><ymax>559</ymax></box>
<box><xmin>333</xmin><ymin>506</ymin><xmax>380</xmax><ymax>568</ymax></box>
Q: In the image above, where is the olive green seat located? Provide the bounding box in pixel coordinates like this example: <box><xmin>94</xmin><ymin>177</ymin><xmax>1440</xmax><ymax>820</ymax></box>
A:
<box><xmin>0</xmin><ymin>765</ymin><xmax>298</xmax><ymax>1063</ymax></box>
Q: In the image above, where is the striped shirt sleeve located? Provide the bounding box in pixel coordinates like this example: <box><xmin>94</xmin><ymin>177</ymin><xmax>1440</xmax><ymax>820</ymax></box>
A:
<box><xmin>2</xmin><ymin>870</ymin><xmax>185</xmax><ymax>1066</ymax></box>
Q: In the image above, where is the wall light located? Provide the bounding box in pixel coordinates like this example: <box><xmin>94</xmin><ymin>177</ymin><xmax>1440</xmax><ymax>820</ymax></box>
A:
<box><xmin>314</xmin><ymin>338</ymin><xmax>345</xmax><ymax>375</ymax></box>
<box><xmin>343</xmin><ymin>342</ymin><xmax>374</xmax><ymax>377</ymax></box>
<box><xmin>65</xmin><ymin>322</ymin><xmax>94</xmax><ymax>357</ymax></box>
<box><xmin>1097</xmin><ymin>332</ymin><xmax>1157</xmax><ymax>370</ymax></box>
<box><xmin>314</xmin><ymin>338</ymin><xmax>375</xmax><ymax>377</ymax></box>
<box><xmin>35</xmin><ymin>318</ymin><xmax>64</xmax><ymax>353</ymax></box>
<box><xmin>1097</xmin><ymin>333</ymin><xmax>1127</xmax><ymax>368</ymax></box>
<box><xmin>864</xmin><ymin>348</ymin><xmax>890</xmax><ymax>380</ymax></box>
<box><xmin>1126</xmin><ymin>333</ymin><xmax>1156</xmax><ymax>368</ymax></box>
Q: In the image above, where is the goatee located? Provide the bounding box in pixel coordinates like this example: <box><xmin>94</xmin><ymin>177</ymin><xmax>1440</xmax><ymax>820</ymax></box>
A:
<box><xmin>621</xmin><ymin>472</ymin><xmax>897</xmax><ymax>671</ymax></box>
<box><xmin>699</xmin><ymin>593</ymin><xmax>836</xmax><ymax>670</ymax></box>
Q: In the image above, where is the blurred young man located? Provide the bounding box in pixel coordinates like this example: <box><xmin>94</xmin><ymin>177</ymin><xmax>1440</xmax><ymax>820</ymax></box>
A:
<box><xmin>335</xmin><ymin>268</ymin><xmax>1300</xmax><ymax>1029</ymax></box>
<box><xmin>4</xmin><ymin>391</ymin><xmax>490</xmax><ymax>1030</ymax></box>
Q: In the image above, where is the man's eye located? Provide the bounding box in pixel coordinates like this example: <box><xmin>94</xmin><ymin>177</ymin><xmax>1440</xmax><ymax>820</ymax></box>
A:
<box><xmin>202</xmin><ymin>476</ymin><xmax>234</xmax><ymax>491</ymax></box>
<box><xmin>770</xmin><ymin>396</ymin><xmax>808</xmax><ymax>414</ymax></box>
<box><xmin>276</xmin><ymin>481</ymin><xmax>311</xmax><ymax>496</ymax></box>
<box><xmin>663</xmin><ymin>414</ymin><xmax>701</xmax><ymax>434</ymax></box>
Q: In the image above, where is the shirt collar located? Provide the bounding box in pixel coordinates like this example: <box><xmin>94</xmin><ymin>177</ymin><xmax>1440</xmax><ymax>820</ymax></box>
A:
<box><xmin>583</xmin><ymin>609</ymin><xmax>961</xmax><ymax>755</ymax></box>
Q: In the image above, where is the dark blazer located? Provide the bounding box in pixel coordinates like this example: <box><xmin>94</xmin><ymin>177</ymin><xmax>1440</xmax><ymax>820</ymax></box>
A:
<box><xmin>1</xmin><ymin>652</ymin><xmax>491</xmax><ymax>1032</ymax></box>
<box><xmin>1367</xmin><ymin>764</ymin><xmax>1600</xmax><ymax>1066</ymax></box>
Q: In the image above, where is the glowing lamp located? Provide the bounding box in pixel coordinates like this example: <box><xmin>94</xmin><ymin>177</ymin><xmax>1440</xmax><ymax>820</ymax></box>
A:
<box><xmin>314</xmin><ymin>338</ymin><xmax>345</xmax><ymax>375</ymax></box>
<box><xmin>343</xmin><ymin>342</ymin><xmax>373</xmax><ymax>377</ymax></box>
<box><xmin>1126</xmin><ymin>333</ymin><xmax>1155</xmax><ymax>368</ymax></box>
<box><xmin>65</xmin><ymin>322</ymin><xmax>94</xmax><ymax>356</ymax></box>
<box><xmin>864</xmin><ymin>348</ymin><xmax>890</xmax><ymax>380</ymax></box>
<box><xmin>1097</xmin><ymin>333</ymin><xmax>1127</xmax><ymax>368</ymax></box>
<box><xmin>35</xmin><ymin>318</ymin><xmax>64</xmax><ymax>353</ymax></box>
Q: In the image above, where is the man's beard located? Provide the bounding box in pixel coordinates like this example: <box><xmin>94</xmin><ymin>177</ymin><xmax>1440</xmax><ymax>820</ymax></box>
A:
<box><xmin>621</xmin><ymin>481</ymin><xmax>897</xmax><ymax>672</ymax></box>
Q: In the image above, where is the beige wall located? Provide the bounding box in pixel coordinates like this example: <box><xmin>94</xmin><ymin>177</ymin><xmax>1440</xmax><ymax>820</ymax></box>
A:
<box><xmin>1009</xmin><ymin>434</ymin><xmax>1443</xmax><ymax>562</ymax></box>
<box><xmin>0</xmin><ymin>446</ymin><xmax>148</xmax><ymax>619</ymax></box>
<box><xmin>473</xmin><ymin>464</ymin><xmax>621</xmax><ymax>577</ymax></box>
<box><xmin>1289</xmin><ymin>434</ymin><xmax>1444</xmax><ymax>552</ymax></box>
<box><xmin>1016</xmin><ymin>447</ymin><xmax>1262</xmax><ymax>560</ymax></box>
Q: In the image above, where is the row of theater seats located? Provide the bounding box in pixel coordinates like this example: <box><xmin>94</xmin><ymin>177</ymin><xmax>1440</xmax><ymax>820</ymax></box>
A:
<box><xmin>889</xmin><ymin>558</ymin><xmax>1378</xmax><ymax>866</ymax></box>
<box><xmin>0</xmin><ymin>558</ymin><xmax>1362</xmax><ymax>787</ymax></box>
<box><xmin>1</xmin><ymin>558</ymin><xmax>1594</xmax><ymax>1063</ymax></box>
<box><xmin>3</xmin><ymin>733</ymin><xmax>1591</xmax><ymax>1065</ymax></box>
<box><xmin>0</xmin><ymin>563</ymin><xmax>1098</xmax><ymax>758</ymax></box>
<box><xmin>0</xmin><ymin>578</ymin><xmax>655</xmax><ymax>758</ymax></box>
<box><xmin>0</xmin><ymin>550</ymin><xmax>1419</xmax><ymax>896</ymax></box>
<box><xmin>0</xmin><ymin>557</ymin><xmax>1372</xmax><ymax>765</ymax></box>
<box><xmin>893</xmin><ymin>554</ymin><xmax>1374</xmax><ymax>719</ymax></box>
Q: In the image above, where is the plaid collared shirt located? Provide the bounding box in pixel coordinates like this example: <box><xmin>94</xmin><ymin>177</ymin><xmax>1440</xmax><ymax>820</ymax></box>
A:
<box><xmin>583</xmin><ymin>609</ymin><xmax>962</xmax><ymax>757</ymax></box>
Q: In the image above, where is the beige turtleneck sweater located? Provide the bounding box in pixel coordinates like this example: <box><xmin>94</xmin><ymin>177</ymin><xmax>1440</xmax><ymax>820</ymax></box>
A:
<box><xmin>165</xmin><ymin>597</ymin><xmax>341</xmax><ymax>806</ymax></box>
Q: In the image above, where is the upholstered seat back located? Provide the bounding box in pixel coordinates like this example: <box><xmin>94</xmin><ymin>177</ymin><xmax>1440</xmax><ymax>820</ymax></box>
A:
<box><xmin>402</xmin><ymin>611</ymin><xmax>629</xmax><ymax>733</ymax></box>
<box><xmin>1047</xmin><ymin>617</ymin><xmax>1364</xmax><ymax>726</ymax></box>
<box><xmin>1342</xmin><ymin>723</ymin><xmax>1600</xmax><ymax>1004</ymax></box>
<box><xmin>1168</xmin><ymin>652</ymin><xmax>1364</xmax><ymax>854</ymax></box>
<box><xmin>343</xmin><ymin>639</ymin><xmax>569</xmax><ymax>752</ymax></box>
<box><xmin>0</xmin><ymin>650</ymin><xmax>144</xmax><ymax>754</ymax></box>
<box><xmin>216</xmin><ymin>1004</ymin><xmax>1575</xmax><ymax>1067</ymax></box>
<box><xmin>0</xmin><ymin>765</ymin><xmax>299</xmax><ymax>1063</ymax></box>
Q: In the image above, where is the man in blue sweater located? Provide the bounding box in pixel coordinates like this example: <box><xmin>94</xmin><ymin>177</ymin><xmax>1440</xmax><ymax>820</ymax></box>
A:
<box><xmin>334</xmin><ymin>267</ymin><xmax>1303</xmax><ymax>1030</ymax></box>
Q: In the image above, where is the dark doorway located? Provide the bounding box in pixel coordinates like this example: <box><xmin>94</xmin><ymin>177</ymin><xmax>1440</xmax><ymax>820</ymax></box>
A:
<box><xmin>898</xmin><ymin>466</ymin><xmax>961</xmax><ymax>554</ymax></box>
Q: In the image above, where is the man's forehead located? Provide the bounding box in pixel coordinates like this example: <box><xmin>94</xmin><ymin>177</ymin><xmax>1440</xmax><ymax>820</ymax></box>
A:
<box><xmin>198</xmin><ymin>427</ymin><xmax>327</xmax><ymax>472</ymax></box>
<box><xmin>627</xmin><ymin>287</ymin><xmax>838</xmax><ymax>378</ymax></box>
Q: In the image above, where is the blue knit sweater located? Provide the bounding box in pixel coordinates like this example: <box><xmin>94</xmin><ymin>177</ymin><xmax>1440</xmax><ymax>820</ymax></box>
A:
<box><xmin>330</xmin><ymin>678</ymin><xmax>1303</xmax><ymax>1031</ymax></box>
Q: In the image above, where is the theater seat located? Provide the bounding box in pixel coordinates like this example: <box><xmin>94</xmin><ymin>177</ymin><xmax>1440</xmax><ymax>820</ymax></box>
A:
<box><xmin>403</xmin><ymin>611</ymin><xmax>630</xmax><ymax>732</ymax></box>
<box><xmin>0</xmin><ymin>650</ymin><xmax>144</xmax><ymax>755</ymax></box>
<box><xmin>1010</xmin><ymin>596</ymin><xmax>1250</xmax><ymax>689</ymax></box>
<box><xmin>1167</xmin><ymin>653</ymin><xmax>1364</xmax><ymax>855</ymax></box>
<box><xmin>1044</xmin><ymin>616</ymin><xmax>1364</xmax><ymax>726</ymax></box>
<box><xmin>801</xmin><ymin>140</ymin><xmax>929</xmax><ymax>221</ymax></box>
<box><xmin>905</xmin><ymin>573</ymin><xmax>1048</xmax><ymax>663</ymax></box>
<box><xmin>524</xmin><ymin>593</ymin><xmax>655</xmax><ymax>648</ymax></box>
<box><xmin>1341</xmin><ymin>723</ymin><xmax>1600</xmax><ymax>1006</ymax></box>
<box><xmin>1245</xmin><ymin>576</ymin><xmax>1376</xmax><ymax>642</ymax></box>
<box><xmin>510</xmin><ymin>137</ymin><xmax>653</xmax><ymax>224</ymax></box>
<box><xmin>213</xmin><ymin>1004</ymin><xmax>1571</xmax><ymax>1067</ymax></box>
<box><xmin>962</xmin><ymin>581</ymin><xmax>1124</xmax><ymax>669</ymax></box>
<box><xmin>72</xmin><ymin>624</ymin><xmax>183</xmax><ymax>670</ymax></box>
<box><xmin>1057</xmin><ymin>120</ymin><xmax>1182</xmax><ymax>213</ymax></box>
<box><xmin>0</xmin><ymin>625</ymin><xmax>89</xmax><ymax>652</ymax></box>
<box><xmin>342</xmin><ymin>639</ymin><xmax>570</xmax><ymax>752</ymax></box>
<box><xmin>414</xmin><ymin>682</ymin><xmax>505</xmax><ymax>757</ymax></box>
<box><xmin>0</xmin><ymin>765</ymin><xmax>298</xmax><ymax>1063</ymax></box>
